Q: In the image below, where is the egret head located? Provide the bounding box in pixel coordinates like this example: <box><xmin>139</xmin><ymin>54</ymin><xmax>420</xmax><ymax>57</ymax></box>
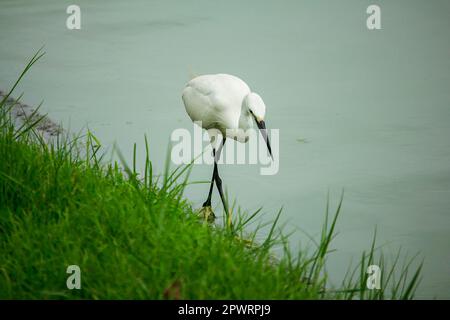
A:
<box><xmin>244</xmin><ymin>92</ymin><xmax>273</xmax><ymax>160</ymax></box>
<box><xmin>244</xmin><ymin>92</ymin><xmax>266</xmax><ymax>122</ymax></box>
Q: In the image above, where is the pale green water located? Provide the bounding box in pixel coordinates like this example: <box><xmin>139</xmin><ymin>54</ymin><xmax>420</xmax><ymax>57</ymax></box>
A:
<box><xmin>1</xmin><ymin>0</ymin><xmax>449</xmax><ymax>298</ymax></box>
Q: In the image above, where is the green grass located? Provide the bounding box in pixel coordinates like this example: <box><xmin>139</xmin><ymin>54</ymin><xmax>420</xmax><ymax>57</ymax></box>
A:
<box><xmin>0</xmin><ymin>50</ymin><xmax>423</xmax><ymax>299</ymax></box>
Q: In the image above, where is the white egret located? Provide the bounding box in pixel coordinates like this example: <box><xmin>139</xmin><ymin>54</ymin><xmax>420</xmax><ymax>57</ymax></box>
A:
<box><xmin>182</xmin><ymin>74</ymin><xmax>273</xmax><ymax>216</ymax></box>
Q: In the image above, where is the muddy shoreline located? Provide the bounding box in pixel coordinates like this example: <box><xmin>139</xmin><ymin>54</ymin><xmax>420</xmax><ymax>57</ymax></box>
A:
<box><xmin>0</xmin><ymin>90</ymin><xmax>62</xmax><ymax>139</ymax></box>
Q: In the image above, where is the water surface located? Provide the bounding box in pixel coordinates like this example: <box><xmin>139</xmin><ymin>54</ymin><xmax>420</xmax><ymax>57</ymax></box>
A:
<box><xmin>1</xmin><ymin>0</ymin><xmax>449</xmax><ymax>298</ymax></box>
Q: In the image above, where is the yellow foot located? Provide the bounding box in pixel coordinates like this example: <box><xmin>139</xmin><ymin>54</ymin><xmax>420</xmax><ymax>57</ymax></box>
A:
<box><xmin>196</xmin><ymin>206</ymin><xmax>215</xmax><ymax>223</ymax></box>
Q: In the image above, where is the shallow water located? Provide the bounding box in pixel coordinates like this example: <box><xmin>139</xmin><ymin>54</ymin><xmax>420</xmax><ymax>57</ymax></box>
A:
<box><xmin>1</xmin><ymin>0</ymin><xmax>449</xmax><ymax>298</ymax></box>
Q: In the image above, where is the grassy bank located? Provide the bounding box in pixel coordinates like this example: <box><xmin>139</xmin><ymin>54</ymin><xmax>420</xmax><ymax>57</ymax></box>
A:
<box><xmin>0</xmin><ymin>52</ymin><xmax>422</xmax><ymax>299</ymax></box>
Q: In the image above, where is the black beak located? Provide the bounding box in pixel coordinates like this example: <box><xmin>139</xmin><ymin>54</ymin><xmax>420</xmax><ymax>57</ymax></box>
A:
<box><xmin>256</xmin><ymin>119</ymin><xmax>273</xmax><ymax>160</ymax></box>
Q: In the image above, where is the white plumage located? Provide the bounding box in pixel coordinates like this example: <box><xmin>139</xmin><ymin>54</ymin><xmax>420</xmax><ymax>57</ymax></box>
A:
<box><xmin>181</xmin><ymin>73</ymin><xmax>272</xmax><ymax>216</ymax></box>
<box><xmin>182</xmin><ymin>73</ymin><xmax>267</xmax><ymax>144</ymax></box>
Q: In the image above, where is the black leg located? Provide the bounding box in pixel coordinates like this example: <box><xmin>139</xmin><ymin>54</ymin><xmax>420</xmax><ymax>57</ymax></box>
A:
<box><xmin>213</xmin><ymin>138</ymin><xmax>228</xmax><ymax>214</ymax></box>
<box><xmin>214</xmin><ymin>160</ymin><xmax>228</xmax><ymax>215</ymax></box>
<box><xmin>202</xmin><ymin>138</ymin><xmax>227</xmax><ymax>215</ymax></box>
<box><xmin>202</xmin><ymin>149</ymin><xmax>216</xmax><ymax>208</ymax></box>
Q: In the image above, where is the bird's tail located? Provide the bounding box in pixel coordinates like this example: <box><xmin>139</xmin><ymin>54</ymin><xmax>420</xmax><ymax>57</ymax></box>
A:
<box><xmin>188</xmin><ymin>65</ymin><xmax>198</xmax><ymax>80</ymax></box>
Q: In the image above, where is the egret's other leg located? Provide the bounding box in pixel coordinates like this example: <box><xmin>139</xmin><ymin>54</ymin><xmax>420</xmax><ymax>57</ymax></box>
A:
<box><xmin>202</xmin><ymin>138</ymin><xmax>227</xmax><ymax>213</ymax></box>
<box><xmin>202</xmin><ymin>150</ymin><xmax>216</xmax><ymax>208</ymax></box>
<box><xmin>213</xmin><ymin>138</ymin><xmax>228</xmax><ymax>214</ymax></box>
<box><xmin>213</xmin><ymin>161</ymin><xmax>228</xmax><ymax>215</ymax></box>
